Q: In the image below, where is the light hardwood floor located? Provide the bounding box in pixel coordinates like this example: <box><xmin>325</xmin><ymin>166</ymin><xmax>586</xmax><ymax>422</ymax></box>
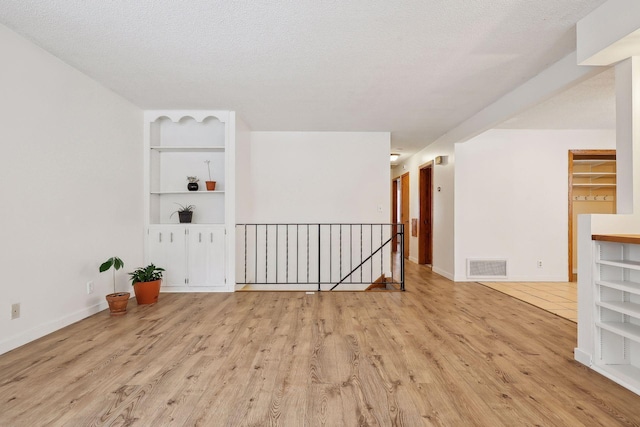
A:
<box><xmin>1</xmin><ymin>263</ymin><xmax>639</xmax><ymax>426</ymax></box>
<box><xmin>480</xmin><ymin>281</ymin><xmax>577</xmax><ymax>322</ymax></box>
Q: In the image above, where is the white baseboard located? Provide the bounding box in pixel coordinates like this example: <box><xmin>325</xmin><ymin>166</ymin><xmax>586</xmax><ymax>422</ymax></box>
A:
<box><xmin>160</xmin><ymin>286</ymin><xmax>229</xmax><ymax>293</ymax></box>
<box><xmin>458</xmin><ymin>275</ymin><xmax>569</xmax><ymax>282</ymax></box>
<box><xmin>0</xmin><ymin>300</ymin><xmax>109</xmax><ymax>356</ymax></box>
<box><xmin>574</xmin><ymin>348</ymin><xmax>592</xmax><ymax>366</ymax></box>
<box><xmin>409</xmin><ymin>256</ymin><xmax>418</xmax><ymax>264</ymax></box>
<box><xmin>432</xmin><ymin>267</ymin><xmax>454</xmax><ymax>281</ymax></box>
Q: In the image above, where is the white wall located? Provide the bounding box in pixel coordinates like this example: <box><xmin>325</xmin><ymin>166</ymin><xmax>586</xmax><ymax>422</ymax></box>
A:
<box><xmin>455</xmin><ymin>129</ymin><xmax>615</xmax><ymax>281</ymax></box>
<box><xmin>0</xmin><ymin>25</ymin><xmax>143</xmax><ymax>355</ymax></box>
<box><xmin>235</xmin><ymin>131</ymin><xmax>391</xmax><ymax>289</ymax></box>
<box><xmin>391</xmin><ymin>139</ymin><xmax>456</xmax><ymax>280</ymax></box>
<box><xmin>236</xmin><ymin>132</ymin><xmax>390</xmax><ymax>223</ymax></box>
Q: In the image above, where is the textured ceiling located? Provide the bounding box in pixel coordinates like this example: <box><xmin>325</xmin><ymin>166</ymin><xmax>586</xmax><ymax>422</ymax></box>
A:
<box><xmin>499</xmin><ymin>67</ymin><xmax>615</xmax><ymax>130</ymax></box>
<box><xmin>0</xmin><ymin>0</ymin><xmax>607</xmax><ymax>157</ymax></box>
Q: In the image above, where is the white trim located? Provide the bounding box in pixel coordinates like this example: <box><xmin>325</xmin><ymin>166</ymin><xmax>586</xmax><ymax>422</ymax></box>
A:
<box><xmin>160</xmin><ymin>287</ymin><xmax>228</xmax><ymax>293</ymax></box>
<box><xmin>591</xmin><ymin>365</ymin><xmax>640</xmax><ymax>397</ymax></box>
<box><xmin>573</xmin><ymin>348</ymin><xmax>592</xmax><ymax>366</ymax></box>
<box><xmin>0</xmin><ymin>300</ymin><xmax>110</xmax><ymax>356</ymax></box>
<box><xmin>432</xmin><ymin>266</ymin><xmax>454</xmax><ymax>281</ymax></box>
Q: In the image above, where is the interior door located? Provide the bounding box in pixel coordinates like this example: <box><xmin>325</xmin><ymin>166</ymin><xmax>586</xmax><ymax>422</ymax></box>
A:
<box><xmin>419</xmin><ymin>163</ymin><xmax>433</xmax><ymax>264</ymax></box>
<box><xmin>401</xmin><ymin>173</ymin><xmax>410</xmax><ymax>259</ymax></box>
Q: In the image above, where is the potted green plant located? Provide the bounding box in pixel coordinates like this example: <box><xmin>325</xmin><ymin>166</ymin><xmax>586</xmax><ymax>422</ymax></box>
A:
<box><xmin>204</xmin><ymin>160</ymin><xmax>216</xmax><ymax>191</ymax></box>
<box><xmin>170</xmin><ymin>203</ymin><xmax>195</xmax><ymax>223</ymax></box>
<box><xmin>129</xmin><ymin>264</ymin><xmax>165</xmax><ymax>305</ymax></box>
<box><xmin>99</xmin><ymin>256</ymin><xmax>129</xmax><ymax>316</ymax></box>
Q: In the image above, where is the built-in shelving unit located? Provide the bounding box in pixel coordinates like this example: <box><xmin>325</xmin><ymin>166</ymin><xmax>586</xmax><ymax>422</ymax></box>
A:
<box><xmin>144</xmin><ymin>110</ymin><xmax>236</xmax><ymax>292</ymax></box>
<box><xmin>572</xmin><ymin>159</ymin><xmax>617</xmax><ymax>196</ymax></box>
<box><xmin>591</xmin><ymin>235</ymin><xmax>640</xmax><ymax>394</ymax></box>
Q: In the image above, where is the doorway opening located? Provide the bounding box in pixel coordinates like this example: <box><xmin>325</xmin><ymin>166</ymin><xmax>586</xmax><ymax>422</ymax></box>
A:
<box><xmin>418</xmin><ymin>162</ymin><xmax>433</xmax><ymax>265</ymax></box>
<box><xmin>568</xmin><ymin>149</ymin><xmax>616</xmax><ymax>281</ymax></box>
<box><xmin>394</xmin><ymin>173</ymin><xmax>410</xmax><ymax>258</ymax></box>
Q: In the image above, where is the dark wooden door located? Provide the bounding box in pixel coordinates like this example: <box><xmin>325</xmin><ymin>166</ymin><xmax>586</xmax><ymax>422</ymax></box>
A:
<box><xmin>419</xmin><ymin>164</ymin><xmax>433</xmax><ymax>264</ymax></box>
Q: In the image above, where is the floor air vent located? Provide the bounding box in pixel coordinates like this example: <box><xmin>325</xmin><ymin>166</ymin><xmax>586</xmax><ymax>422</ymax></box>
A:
<box><xmin>467</xmin><ymin>259</ymin><xmax>507</xmax><ymax>279</ymax></box>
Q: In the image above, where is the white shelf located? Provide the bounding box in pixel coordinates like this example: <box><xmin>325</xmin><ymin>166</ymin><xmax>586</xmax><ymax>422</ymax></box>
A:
<box><xmin>597</xmin><ymin>301</ymin><xmax>640</xmax><ymax>318</ymax></box>
<box><xmin>597</xmin><ymin>259</ymin><xmax>640</xmax><ymax>270</ymax></box>
<box><xmin>597</xmin><ymin>321</ymin><xmax>640</xmax><ymax>343</ymax></box>
<box><xmin>597</xmin><ymin>279</ymin><xmax>640</xmax><ymax>296</ymax></box>
<box><xmin>150</xmin><ymin>191</ymin><xmax>225</xmax><ymax>195</ymax></box>
<box><xmin>573</xmin><ymin>159</ymin><xmax>616</xmax><ymax>166</ymax></box>
<box><xmin>573</xmin><ymin>172</ymin><xmax>616</xmax><ymax>178</ymax></box>
<box><xmin>145</xmin><ymin>111</ymin><xmax>235</xmax><ymax>292</ymax></box>
<box><xmin>587</xmin><ymin>238</ymin><xmax>640</xmax><ymax>397</ymax></box>
<box><xmin>150</xmin><ymin>146</ymin><xmax>225</xmax><ymax>152</ymax></box>
<box><xmin>572</xmin><ymin>183</ymin><xmax>616</xmax><ymax>189</ymax></box>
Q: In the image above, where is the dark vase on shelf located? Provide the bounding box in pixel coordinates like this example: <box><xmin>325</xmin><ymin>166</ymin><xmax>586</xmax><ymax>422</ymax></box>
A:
<box><xmin>187</xmin><ymin>182</ymin><xmax>199</xmax><ymax>191</ymax></box>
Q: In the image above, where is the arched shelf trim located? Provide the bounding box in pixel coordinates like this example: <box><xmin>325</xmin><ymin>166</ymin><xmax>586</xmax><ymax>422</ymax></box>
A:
<box><xmin>145</xmin><ymin>110</ymin><xmax>229</xmax><ymax>124</ymax></box>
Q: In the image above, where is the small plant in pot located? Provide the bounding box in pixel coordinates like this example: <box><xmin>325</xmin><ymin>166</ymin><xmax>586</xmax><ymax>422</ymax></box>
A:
<box><xmin>187</xmin><ymin>176</ymin><xmax>199</xmax><ymax>191</ymax></box>
<box><xmin>129</xmin><ymin>264</ymin><xmax>165</xmax><ymax>305</ymax></box>
<box><xmin>99</xmin><ymin>256</ymin><xmax>129</xmax><ymax>316</ymax></box>
<box><xmin>204</xmin><ymin>160</ymin><xmax>216</xmax><ymax>191</ymax></box>
<box><xmin>170</xmin><ymin>203</ymin><xmax>195</xmax><ymax>223</ymax></box>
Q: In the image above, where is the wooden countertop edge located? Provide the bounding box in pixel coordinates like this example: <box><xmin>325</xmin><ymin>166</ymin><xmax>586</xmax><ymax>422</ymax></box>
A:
<box><xmin>592</xmin><ymin>234</ymin><xmax>640</xmax><ymax>244</ymax></box>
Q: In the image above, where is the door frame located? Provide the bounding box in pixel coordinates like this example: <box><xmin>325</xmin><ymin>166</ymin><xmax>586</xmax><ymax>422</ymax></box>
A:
<box><xmin>418</xmin><ymin>161</ymin><xmax>433</xmax><ymax>265</ymax></box>
<box><xmin>400</xmin><ymin>172</ymin><xmax>410</xmax><ymax>259</ymax></box>
<box><xmin>392</xmin><ymin>179</ymin><xmax>398</xmax><ymax>250</ymax></box>
<box><xmin>568</xmin><ymin>149</ymin><xmax>616</xmax><ymax>281</ymax></box>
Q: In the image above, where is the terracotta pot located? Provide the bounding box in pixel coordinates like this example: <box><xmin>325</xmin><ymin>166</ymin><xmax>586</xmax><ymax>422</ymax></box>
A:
<box><xmin>206</xmin><ymin>181</ymin><xmax>216</xmax><ymax>191</ymax></box>
<box><xmin>106</xmin><ymin>292</ymin><xmax>130</xmax><ymax>316</ymax></box>
<box><xmin>133</xmin><ymin>279</ymin><xmax>161</xmax><ymax>305</ymax></box>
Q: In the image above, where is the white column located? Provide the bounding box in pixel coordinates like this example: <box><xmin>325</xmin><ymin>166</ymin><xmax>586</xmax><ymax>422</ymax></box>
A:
<box><xmin>615</xmin><ymin>57</ymin><xmax>640</xmax><ymax>214</ymax></box>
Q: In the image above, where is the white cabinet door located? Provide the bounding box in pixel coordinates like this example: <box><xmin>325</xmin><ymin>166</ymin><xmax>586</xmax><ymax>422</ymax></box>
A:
<box><xmin>188</xmin><ymin>227</ymin><xmax>226</xmax><ymax>287</ymax></box>
<box><xmin>148</xmin><ymin>226</ymin><xmax>186</xmax><ymax>287</ymax></box>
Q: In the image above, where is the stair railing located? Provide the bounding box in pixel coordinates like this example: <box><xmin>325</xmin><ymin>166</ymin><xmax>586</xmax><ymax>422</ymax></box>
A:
<box><xmin>235</xmin><ymin>223</ymin><xmax>404</xmax><ymax>291</ymax></box>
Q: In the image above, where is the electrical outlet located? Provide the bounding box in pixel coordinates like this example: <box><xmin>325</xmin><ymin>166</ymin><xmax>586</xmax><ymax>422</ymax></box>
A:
<box><xmin>86</xmin><ymin>281</ymin><xmax>94</xmax><ymax>294</ymax></box>
<box><xmin>537</xmin><ymin>260</ymin><xmax>543</xmax><ymax>268</ymax></box>
<box><xmin>11</xmin><ymin>303</ymin><xmax>20</xmax><ymax>320</ymax></box>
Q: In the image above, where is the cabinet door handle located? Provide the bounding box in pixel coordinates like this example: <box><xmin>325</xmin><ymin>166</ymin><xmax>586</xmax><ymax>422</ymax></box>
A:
<box><xmin>210</xmin><ymin>232</ymin><xmax>213</xmax><ymax>243</ymax></box>
<box><xmin>199</xmin><ymin>232</ymin><xmax>202</xmax><ymax>243</ymax></box>
<box><xmin>159</xmin><ymin>232</ymin><xmax>162</xmax><ymax>243</ymax></box>
<box><xmin>170</xmin><ymin>232</ymin><xmax>173</xmax><ymax>243</ymax></box>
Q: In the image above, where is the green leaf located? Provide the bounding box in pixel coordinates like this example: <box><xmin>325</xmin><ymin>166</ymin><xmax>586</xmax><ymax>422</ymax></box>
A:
<box><xmin>99</xmin><ymin>259</ymin><xmax>113</xmax><ymax>272</ymax></box>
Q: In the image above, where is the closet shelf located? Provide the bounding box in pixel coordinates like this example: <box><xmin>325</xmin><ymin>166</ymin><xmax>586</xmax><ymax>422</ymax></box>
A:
<box><xmin>573</xmin><ymin>159</ymin><xmax>616</xmax><ymax>166</ymax></box>
<box><xmin>572</xmin><ymin>183</ymin><xmax>616</xmax><ymax>189</ymax></box>
<box><xmin>573</xmin><ymin>172</ymin><xmax>616</xmax><ymax>178</ymax></box>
